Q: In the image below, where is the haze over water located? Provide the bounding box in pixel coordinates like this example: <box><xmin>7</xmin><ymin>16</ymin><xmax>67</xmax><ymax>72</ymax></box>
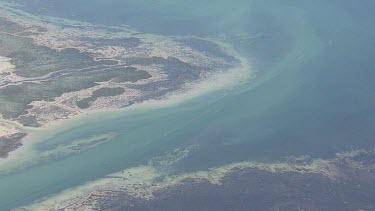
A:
<box><xmin>0</xmin><ymin>0</ymin><xmax>375</xmax><ymax>210</ymax></box>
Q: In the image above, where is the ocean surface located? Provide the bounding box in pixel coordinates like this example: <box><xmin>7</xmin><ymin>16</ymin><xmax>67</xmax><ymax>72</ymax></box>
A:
<box><xmin>1</xmin><ymin>0</ymin><xmax>375</xmax><ymax>209</ymax></box>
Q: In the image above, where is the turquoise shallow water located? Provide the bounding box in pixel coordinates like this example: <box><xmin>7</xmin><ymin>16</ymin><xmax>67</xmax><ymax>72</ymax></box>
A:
<box><xmin>1</xmin><ymin>0</ymin><xmax>375</xmax><ymax>209</ymax></box>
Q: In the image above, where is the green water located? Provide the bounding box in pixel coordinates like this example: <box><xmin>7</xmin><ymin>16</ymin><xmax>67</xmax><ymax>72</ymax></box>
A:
<box><xmin>1</xmin><ymin>0</ymin><xmax>375</xmax><ymax>209</ymax></box>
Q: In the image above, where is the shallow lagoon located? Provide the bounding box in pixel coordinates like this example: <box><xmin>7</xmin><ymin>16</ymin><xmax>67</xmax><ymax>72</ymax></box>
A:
<box><xmin>0</xmin><ymin>0</ymin><xmax>375</xmax><ymax>209</ymax></box>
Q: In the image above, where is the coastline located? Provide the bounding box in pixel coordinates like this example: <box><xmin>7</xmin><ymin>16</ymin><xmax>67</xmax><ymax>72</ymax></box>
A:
<box><xmin>0</xmin><ymin>2</ymin><xmax>252</xmax><ymax>169</ymax></box>
<box><xmin>0</xmin><ymin>43</ymin><xmax>253</xmax><ymax>173</ymax></box>
<box><xmin>1</xmin><ymin>1</ymin><xmax>374</xmax><ymax>210</ymax></box>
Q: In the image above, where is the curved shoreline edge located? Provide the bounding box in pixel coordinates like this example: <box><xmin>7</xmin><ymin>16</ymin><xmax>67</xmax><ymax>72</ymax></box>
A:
<box><xmin>0</xmin><ymin>3</ymin><xmax>254</xmax><ymax>172</ymax></box>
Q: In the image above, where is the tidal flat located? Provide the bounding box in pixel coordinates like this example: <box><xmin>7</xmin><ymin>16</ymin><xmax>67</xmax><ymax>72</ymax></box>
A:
<box><xmin>1</xmin><ymin>0</ymin><xmax>375</xmax><ymax>210</ymax></box>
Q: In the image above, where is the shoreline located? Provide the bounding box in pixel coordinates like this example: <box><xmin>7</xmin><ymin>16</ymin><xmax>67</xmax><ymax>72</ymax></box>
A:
<box><xmin>0</xmin><ymin>1</ymin><xmax>255</xmax><ymax>172</ymax></box>
<box><xmin>0</xmin><ymin>4</ymin><xmax>241</xmax><ymax>123</ymax></box>
<box><xmin>0</xmin><ymin>49</ymin><xmax>253</xmax><ymax>173</ymax></box>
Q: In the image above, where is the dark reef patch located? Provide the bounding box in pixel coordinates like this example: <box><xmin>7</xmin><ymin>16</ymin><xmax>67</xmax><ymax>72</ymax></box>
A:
<box><xmin>87</xmin><ymin>151</ymin><xmax>375</xmax><ymax>211</ymax></box>
<box><xmin>0</xmin><ymin>133</ymin><xmax>26</xmax><ymax>158</ymax></box>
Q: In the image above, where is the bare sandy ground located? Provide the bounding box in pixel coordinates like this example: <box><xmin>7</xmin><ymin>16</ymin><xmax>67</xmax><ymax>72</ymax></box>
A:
<box><xmin>0</xmin><ymin>56</ymin><xmax>14</xmax><ymax>74</ymax></box>
<box><xmin>0</xmin><ymin>122</ymin><xmax>19</xmax><ymax>137</ymax></box>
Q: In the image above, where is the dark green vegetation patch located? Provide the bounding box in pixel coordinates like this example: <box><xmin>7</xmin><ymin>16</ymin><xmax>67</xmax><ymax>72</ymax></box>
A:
<box><xmin>0</xmin><ymin>18</ymin><xmax>118</xmax><ymax>78</ymax></box>
<box><xmin>0</xmin><ymin>67</ymin><xmax>150</xmax><ymax>119</ymax></box>
<box><xmin>76</xmin><ymin>87</ymin><xmax>126</xmax><ymax>109</ymax></box>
